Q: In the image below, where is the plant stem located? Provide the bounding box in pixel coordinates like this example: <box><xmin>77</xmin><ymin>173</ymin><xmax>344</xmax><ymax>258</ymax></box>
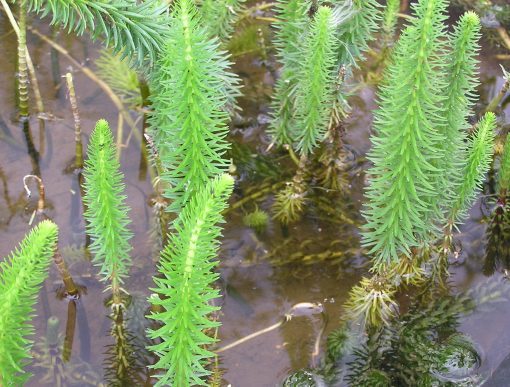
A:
<box><xmin>54</xmin><ymin>250</ymin><xmax>79</xmax><ymax>298</ymax></box>
<box><xmin>65</xmin><ymin>73</ymin><xmax>84</xmax><ymax>170</ymax></box>
<box><xmin>0</xmin><ymin>0</ymin><xmax>44</xmax><ymax>116</ymax></box>
<box><xmin>497</xmin><ymin>27</ymin><xmax>510</xmax><ymax>51</ymax></box>
<box><xmin>23</xmin><ymin>174</ymin><xmax>45</xmax><ymax>213</ymax></box>
<box><xmin>485</xmin><ymin>76</ymin><xmax>510</xmax><ymax>113</ymax></box>
<box><xmin>63</xmin><ymin>300</ymin><xmax>77</xmax><ymax>362</ymax></box>
<box><xmin>138</xmin><ymin>75</ymin><xmax>150</xmax><ymax>181</ymax></box>
<box><xmin>17</xmin><ymin>0</ymin><xmax>29</xmax><ymax>119</ymax></box>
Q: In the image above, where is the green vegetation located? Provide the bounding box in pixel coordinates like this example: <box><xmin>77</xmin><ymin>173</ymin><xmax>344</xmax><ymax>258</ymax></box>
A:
<box><xmin>362</xmin><ymin>1</ymin><xmax>494</xmax><ymax>270</ymax></box>
<box><xmin>0</xmin><ymin>221</ymin><xmax>58</xmax><ymax>385</ymax></box>
<box><xmin>0</xmin><ymin>0</ymin><xmax>507</xmax><ymax>384</ymax></box>
<box><xmin>147</xmin><ymin>174</ymin><xmax>233</xmax><ymax>386</ymax></box>
<box><xmin>148</xmin><ymin>0</ymin><xmax>239</xmax><ymax>215</ymax></box>
<box><xmin>83</xmin><ymin>119</ymin><xmax>133</xmax><ymax>305</ymax></box>
<box><xmin>21</xmin><ymin>0</ymin><xmax>169</xmax><ymax>67</ymax></box>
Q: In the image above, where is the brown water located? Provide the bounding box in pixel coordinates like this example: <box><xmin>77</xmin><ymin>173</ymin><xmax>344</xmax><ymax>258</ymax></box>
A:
<box><xmin>1</xmin><ymin>8</ymin><xmax>510</xmax><ymax>387</ymax></box>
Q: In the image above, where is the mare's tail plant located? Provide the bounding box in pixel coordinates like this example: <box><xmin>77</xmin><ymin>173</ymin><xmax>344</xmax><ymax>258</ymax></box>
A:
<box><xmin>83</xmin><ymin>119</ymin><xmax>132</xmax><ymax>306</ymax></box>
<box><xmin>96</xmin><ymin>49</ymin><xmax>142</xmax><ymax>109</ymax></box>
<box><xmin>268</xmin><ymin>0</ymin><xmax>310</xmax><ymax>146</ymax></box>
<box><xmin>362</xmin><ymin>0</ymin><xmax>450</xmax><ymax>267</ymax></box>
<box><xmin>271</xmin><ymin>0</ymin><xmax>379</xmax><ymax>223</ymax></box>
<box><xmin>483</xmin><ymin>132</ymin><xmax>510</xmax><ymax>275</ymax></box>
<box><xmin>19</xmin><ymin>0</ymin><xmax>170</xmax><ymax>67</ymax></box>
<box><xmin>148</xmin><ymin>0</ymin><xmax>239</xmax><ymax>215</ymax></box>
<box><xmin>83</xmin><ymin>119</ymin><xmax>136</xmax><ymax>383</ymax></box>
<box><xmin>0</xmin><ymin>220</ymin><xmax>58</xmax><ymax>385</ymax></box>
<box><xmin>199</xmin><ymin>0</ymin><xmax>246</xmax><ymax>41</ymax></box>
<box><xmin>272</xmin><ymin>4</ymin><xmax>342</xmax><ymax>224</ymax></box>
<box><xmin>382</xmin><ymin>0</ymin><xmax>401</xmax><ymax>40</ymax></box>
<box><xmin>349</xmin><ymin>0</ymin><xmax>496</xmax><ymax>327</ymax></box>
<box><xmin>147</xmin><ymin>174</ymin><xmax>234</xmax><ymax>386</ymax></box>
<box><xmin>294</xmin><ymin>6</ymin><xmax>340</xmax><ymax>156</ymax></box>
<box><xmin>440</xmin><ymin>11</ymin><xmax>482</xmax><ymax>213</ymax></box>
<box><xmin>335</xmin><ymin>0</ymin><xmax>380</xmax><ymax>69</ymax></box>
<box><xmin>498</xmin><ymin>133</ymin><xmax>510</xmax><ymax>200</ymax></box>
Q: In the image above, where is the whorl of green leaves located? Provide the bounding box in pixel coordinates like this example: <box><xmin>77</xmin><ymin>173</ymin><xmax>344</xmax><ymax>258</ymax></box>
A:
<box><xmin>148</xmin><ymin>0</ymin><xmax>239</xmax><ymax>215</ymax></box>
<box><xmin>441</xmin><ymin>12</ymin><xmax>481</xmax><ymax>209</ymax></box>
<box><xmin>336</xmin><ymin>0</ymin><xmax>380</xmax><ymax>67</ymax></box>
<box><xmin>498</xmin><ymin>133</ymin><xmax>510</xmax><ymax>195</ymax></box>
<box><xmin>96</xmin><ymin>49</ymin><xmax>142</xmax><ymax>109</ymax></box>
<box><xmin>22</xmin><ymin>0</ymin><xmax>169</xmax><ymax>67</ymax></box>
<box><xmin>199</xmin><ymin>0</ymin><xmax>245</xmax><ymax>41</ymax></box>
<box><xmin>448</xmin><ymin>113</ymin><xmax>496</xmax><ymax>223</ymax></box>
<box><xmin>268</xmin><ymin>0</ymin><xmax>310</xmax><ymax>146</ymax></box>
<box><xmin>0</xmin><ymin>220</ymin><xmax>58</xmax><ymax>385</ymax></box>
<box><xmin>147</xmin><ymin>174</ymin><xmax>234</xmax><ymax>387</ymax></box>
<box><xmin>362</xmin><ymin>0</ymin><xmax>449</xmax><ymax>267</ymax></box>
<box><xmin>382</xmin><ymin>0</ymin><xmax>400</xmax><ymax>37</ymax></box>
<box><xmin>83</xmin><ymin>119</ymin><xmax>132</xmax><ymax>293</ymax></box>
<box><xmin>295</xmin><ymin>6</ymin><xmax>340</xmax><ymax>156</ymax></box>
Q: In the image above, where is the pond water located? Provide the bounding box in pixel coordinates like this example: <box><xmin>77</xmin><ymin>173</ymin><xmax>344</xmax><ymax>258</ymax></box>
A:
<box><xmin>1</xmin><ymin>4</ymin><xmax>510</xmax><ymax>387</ymax></box>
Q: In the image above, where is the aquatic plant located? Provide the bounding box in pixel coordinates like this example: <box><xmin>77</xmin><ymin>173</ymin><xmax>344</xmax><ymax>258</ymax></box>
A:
<box><xmin>345</xmin><ymin>290</ymin><xmax>481</xmax><ymax>386</ymax></box>
<box><xmin>270</xmin><ymin>0</ymin><xmax>380</xmax><ymax>224</ymax></box>
<box><xmin>147</xmin><ymin>174</ymin><xmax>234</xmax><ymax>386</ymax></box>
<box><xmin>148</xmin><ymin>0</ymin><xmax>239</xmax><ymax>215</ymax></box>
<box><xmin>0</xmin><ymin>220</ymin><xmax>58</xmax><ymax>385</ymax></box>
<box><xmin>362</xmin><ymin>0</ymin><xmax>450</xmax><ymax>266</ymax></box>
<box><xmin>268</xmin><ymin>0</ymin><xmax>310</xmax><ymax>146</ymax></box>
<box><xmin>446</xmin><ymin>112</ymin><xmax>496</xmax><ymax>225</ymax></box>
<box><xmin>272</xmin><ymin>155</ymin><xmax>308</xmax><ymax>225</ymax></box>
<box><xmin>199</xmin><ymin>0</ymin><xmax>245</xmax><ymax>41</ymax></box>
<box><xmin>20</xmin><ymin>0</ymin><xmax>169</xmax><ymax>67</ymax></box>
<box><xmin>498</xmin><ymin>133</ymin><xmax>510</xmax><ymax>197</ymax></box>
<box><xmin>382</xmin><ymin>0</ymin><xmax>400</xmax><ymax>38</ymax></box>
<box><xmin>83</xmin><ymin>119</ymin><xmax>132</xmax><ymax>305</ymax></box>
<box><xmin>294</xmin><ymin>6</ymin><xmax>340</xmax><ymax>156</ymax></box>
<box><xmin>362</xmin><ymin>2</ymin><xmax>494</xmax><ymax>270</ymax></box>
<box><xmin>242</xmin><ymin>206</ymin><xmax>269</xmax><ymax>233</ymax></box>
<box><xmin>441</xmin><ymin>12</ymin><xmax>482</xmax><ymax>212</ymax></box>
<box><xmin>484</xmin><ymin>132</ymin><xmax>510</xmax><ymax>275</ymax></box>
<box><xmin>95</xmin><ymin>49</ymin><xmax>142</xmax><ymax>109</ymax></box>
<box><xmin>335</xmin><ymin>0</ymin><xmax>380</xmax><ymax>68</ymax></box>
<box><xmin>344</xmin><ymin>276</ymin><xmax>398</xmax><ymax>328</ymax></box>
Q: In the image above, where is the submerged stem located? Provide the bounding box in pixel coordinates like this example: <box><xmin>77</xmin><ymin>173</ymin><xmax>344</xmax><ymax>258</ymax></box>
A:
<box><xmin>17</xmin><ymin>0</ymin><xmax>29</xmax><ymax>119</ymax></box>
<box><xmin>65</xmin><ymin>73</ymin><xmax>83</xmax><ymax>170</ymax></box>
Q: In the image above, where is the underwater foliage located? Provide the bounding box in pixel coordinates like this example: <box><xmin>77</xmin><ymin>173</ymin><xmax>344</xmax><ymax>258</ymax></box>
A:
<box><xmin>498</xmin><ymin>133</ymin><xmax>510</xmax><ymax>196</ymax></box>
<box><xmin>147</xmin><ymin>174</ymin><xmax>234</xmax><ymax>386</ymax></box>
<box><xmin>148</xmin><ymin>0</ymin><xmax>239</xmax><ymax>215</ymax></box>
<box><xmin>199</xmin><ymin>0</ymin><xmax>245</xmax><ymax>41</ymax></box>
<box><xmin>83</xmin><ymin>119</ymin><xmax>133</xmax><ymax>302</ymax></box>
<box><xmin>268</xmin><ymin>0</ymin><xmax>310</xmax><ymax>146</ymax></box>
<box><xmin>345</xmin><ymin>290</ymin><xmax>481</xmax><ymax>386</ymax></box>
<box><xmin>294</xmin><ymin>6</ymin><xmax>340</xmax><ymax>156</ymax></box>
<box><xmin>0</xmin><ymin>220</ymin><xmax>58</xmax><ymax>385</ymax></box>
<box><xmin>344</xmin><ymin>276</ymin><xmax>398</xmax><ymax>328</ymax></box>
<box><xmin>242</xmin><ymin>206</ymin><xmax>269</xmax><ymax>233</ymax></box>
<box><xmin>362</xmin><ymin>0</ymin><xmax>450</xmax><ymax>266</ymax></box>
<box><xmin>21</xmin><ymin>0</ymin><xmax>169</xmax><ymax>67</ymax></box>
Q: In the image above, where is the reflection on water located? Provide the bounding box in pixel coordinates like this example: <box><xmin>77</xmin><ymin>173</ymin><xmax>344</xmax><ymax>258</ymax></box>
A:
<box><xmin>1</xmin><ymin>8</ymin><xmax>510</xmax><ymax>387</ymax></box>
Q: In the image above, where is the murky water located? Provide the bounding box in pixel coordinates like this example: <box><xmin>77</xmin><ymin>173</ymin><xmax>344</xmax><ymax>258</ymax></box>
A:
<box><xmin>1</xmin><ymin>6</ymin><xmax>510</xmax><ymax>387</ymax></box>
